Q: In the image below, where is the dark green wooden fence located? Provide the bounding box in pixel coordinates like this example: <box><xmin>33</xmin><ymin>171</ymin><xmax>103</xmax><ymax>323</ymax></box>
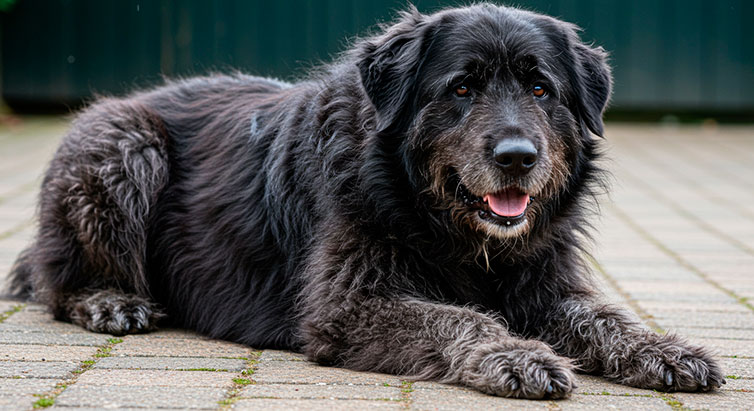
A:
<box><xmin>1</xmin><ymin>0</ymin><xmax>753</xmax><ymax>114</ymax></box>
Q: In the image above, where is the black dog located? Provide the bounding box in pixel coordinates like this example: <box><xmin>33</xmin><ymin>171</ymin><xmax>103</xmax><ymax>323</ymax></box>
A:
<box><xmin>9</xmin><ymin>4</ymin><xmax>722</xmax><ymax>399</ymax></box>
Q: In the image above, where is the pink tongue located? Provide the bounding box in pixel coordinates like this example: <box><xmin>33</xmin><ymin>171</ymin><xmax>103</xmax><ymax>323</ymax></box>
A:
<box><xmin>483</xmin><ymin>189</ymin><xmax>530</xmax><ymax>217</ymax></box>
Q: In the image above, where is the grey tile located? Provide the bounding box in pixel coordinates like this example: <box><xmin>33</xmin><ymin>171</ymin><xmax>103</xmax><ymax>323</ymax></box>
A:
<box><xmin>559</xmin><ymin>394</ymin><xmax>670</xmax><ymax>410</ymax></box>
<box><xmin>55</xmin><ymin>385</ymin><xmax>227</xmax><ymax>409</ymax></box>
<box><xmin>234</xmin><ymin>398</ymin><xmax>402</xmax><ymax>410</ymax></box>
<box><xmin>0</xmin><ymin>361</ymin><xmax>79</xmax><ymax>379</ymax></box>
<box><xmin>240</xmin><ymin>383</ymin><xmax>402</xmax><ymax>401</ymax></box>
<box><xmin>253</xmin><ymin>361</ymin><xmax>401</xmax><ymax>386</ymax></box>
<box><xmin>0</xmin><ymin>344</ymin><xmax>98</xmax><ymax>361</ymax></box>
<box><xmin>674</xmin><ymin>391</ymin><xmax>754</xmax><ymax>410</ymax></box>
<box><xmin>0</xmin><ymin>378</ymin><xmax>58</xmax><ymax>395</ymax></box>
<box><xmin>410</xmin><ymin>388</ymin><xmax>550</xmax><ymax>410</ymax></box>
<box><xmin>0</xmin><ymin>331</ymin><xmax>110</xmax><ymax>346</ymax></box>
<box><xmin>111</xmin><ymin>337</ymin><xmax>251</xmax><ymax>358</ymax></box>
<box><xmin>94</xmin><ymin>356</ymin><xmax>246</xmax><ymax>372</ymax></box>
<box><xmin>75</xmin><ymin>369</ymin><xmax>236</xmax><ymax>388</ymax></box>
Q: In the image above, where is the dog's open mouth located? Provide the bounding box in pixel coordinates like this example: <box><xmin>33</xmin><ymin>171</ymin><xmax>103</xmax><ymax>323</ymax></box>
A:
<box><xmin>460</xmin><ymin>185</ymin><xmax>533</xmax><ymax>227</ymax></box>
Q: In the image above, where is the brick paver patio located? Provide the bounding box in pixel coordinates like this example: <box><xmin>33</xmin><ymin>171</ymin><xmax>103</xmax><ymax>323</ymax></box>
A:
<box><xmin>1</xmin><ymin>118</ymin><xmax>753</xmax><ymax>410</ymax></box>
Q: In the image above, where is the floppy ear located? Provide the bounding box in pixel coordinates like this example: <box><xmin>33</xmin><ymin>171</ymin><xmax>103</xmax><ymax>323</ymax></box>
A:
<box><xmin>356</xmin><ymin>8</ymin><xmax>431</xmax><ymax>132</ymax></box>
<box><xmin>571</xmin><ymin>42</ymin><xmax>612</xmax><ymax>137</ymax></box>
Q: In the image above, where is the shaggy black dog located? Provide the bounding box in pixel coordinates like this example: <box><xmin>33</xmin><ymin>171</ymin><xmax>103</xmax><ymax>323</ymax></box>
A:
<box><xmin>9</xmin><ymin>4</ymin><xmax>722</xmax><ymax>399</ymax></box>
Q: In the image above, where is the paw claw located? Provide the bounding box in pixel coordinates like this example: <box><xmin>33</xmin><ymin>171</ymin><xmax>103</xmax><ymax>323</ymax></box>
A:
<box><xmin>664</xmin><ymin>371</ymin><xmax>674</xmax><ymax>387</ymax></box>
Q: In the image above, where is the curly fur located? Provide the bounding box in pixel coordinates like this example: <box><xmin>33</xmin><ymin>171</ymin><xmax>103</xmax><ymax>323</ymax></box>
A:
<box><xmin>6</xmin><ymin>4</ymin><xmax>722</xmax><ymax>399</ymax></box>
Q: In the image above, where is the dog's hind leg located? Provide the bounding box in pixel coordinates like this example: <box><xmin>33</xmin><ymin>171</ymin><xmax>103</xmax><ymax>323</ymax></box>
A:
<box><xmin>17</xmin><ymin>98</ymin><xmax>169</xmax><ymax>335</ymax></box>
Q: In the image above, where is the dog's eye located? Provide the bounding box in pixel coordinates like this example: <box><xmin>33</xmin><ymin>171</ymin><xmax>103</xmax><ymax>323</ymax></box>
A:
<box><xmin>532</xmin><ymin>85</ymin><xmax>547</xmax><ymax>98</ymax></box>
<box><xmin>455</xmin><ymin>85</ymin><xmax>470</xmax><ymax>97</ymax></box>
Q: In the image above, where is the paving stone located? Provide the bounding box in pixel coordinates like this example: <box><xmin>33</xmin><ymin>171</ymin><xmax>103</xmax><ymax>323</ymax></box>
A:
<box><xmin>653</xmin><ymin>312</ymin><xmax>754</xmax><ymax>330</ymax></box>
<box><xmin>687</xmin><ymin>337</ymin><xmax>754</xmax><ymax>357</ymax></box>
<box><xmin>240</xmin><ymin>383</ymin><xmax>403</xmax><ymax>401</ymax></box>
<box><xmin>0</xmin><ymin>360</ymin><xmax>78</xmax><ymax>378</ymax></box>
<box><xmin>617</xmin><ymin>280</ymin><xmax>719</xmax><ymax>296</ymax></box>
<box><xmin>667</xmin><ymin>327</ymin><xmax>754</xmax><ymax>340</ymax></box>
<box><xmin>125</xmin><ymin>328</ymin><xmax>214</xmax><ymax>340</ymax></box>
<box><xmin>412</xmin><ymin>381</ymin><xmax>471</xmax><ymax>391</ymax></box>
<box><xmin>1</xmin><ymin>309</ymin><xmax>88</xmax><ymax>333</ymax></box>
<box><xmin>234</xmin><ymin>398</ymin><xmax>402</xmax><ymax>410</ymax></box>
<box><xmin>112</xmin><ymin>337</ymin><xmax>251</xmax><ymax>358</ymax></box>
<box><xmin>94</xmin><ymin>356</ymin><xmax>246</xmax><ymax>372</ymax></box>
<box><xmin>559</xmin><ymin>394</ymin><xmax>670</xmax><ymax>410</ymax></box>
<box><xmin>598</xmin><ymin>265</ymin><xmax>694</xmax><ymax>281</ymax></box>
<box><xmin>0</xmin><ymin>396</ymin><xmax>33</xmax><ymax>411</ymax></box>
<box><xmin>636</xmin><ymin>301</ymin><xmax>752</xmax><ymax>314</ymax></box>
<box><xmin>56</xmin><ymin>409</ymin><xmax>175</xmax><ymax>411</ymax></box>
<box><xmin>721</xmin><ymin>359</ymin><xmax>754</xmax><ymax>379</ymax></box>
<box><xmin>0</xmin><ymin>331</ymin><xmax>109</xmax><ymax>346</ymax></box>
<box><xmin>19</xmin><ymin>304</ymin><xmax>48</xmax><ymax>313</ymax></box>
<box><xmin>76</xmin><ymin>369</ymin><xmax>236</xmax><ymax>387</ymax></box>
<box><xmin>721</xmin><ymin>378</ymin><xmax>754</xmax><ymax>392</ymax></box>
<box><xmin>0</xmin><ymin>321</ymin><xmax>91</xmax><ymax>334</ymax></box>
<box><xmin>258</xmin><ymin>349</ymin><xmax>307</xmax><ymax>362</ymax></box>
<box><xmin>55</xmin><ymin>385</ymin><xmax>227</xmax><ymax>409</ymax></box>
<box><xmin>253</xmin><ymin>361</ymin><xmax>402</xmax><ymax>386</ymax></box>
<box><xmin>628</xmin><ymin>292</ymin><xmax>735</xmax><ymax>303</ymax></box>
<box><xmin>574</xmin><ymin>375</ymin><xmax>657</xmax><ymax>396</ymax></box>
<box><xmin>0</xmin><ymin>378</ymin><xmax>58</xmax><ymax>395</ymax></box>
<box><xmin>674</xmin><ymin>391</ymin><xmax>754</xmax><ymax>410</ymax></box>
<box><xmin>0</xmin><ymin>344</ymin><xmax>98</xmax><ymax>361</ymax></box>
<box><xmin>410</xmin><ymin>388</ymin><xmax>550</xmax><ymax>410</ymax></box>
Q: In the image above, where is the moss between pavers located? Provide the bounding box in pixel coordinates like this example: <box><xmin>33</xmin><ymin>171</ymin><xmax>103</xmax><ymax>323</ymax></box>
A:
<box><xmin>726</xmin><ymin>375</ymin><xmax>743</xmax><ymax>380</ymax></box>
<box><xmin>399</xmin><ymin>380</ymin><xmax>414</xmax><ymax>408</ymax></box>
<box><xmin>32</xmin><ymin>395</ymin><xmax>54</xmax><ymax>408</ymax></box>
<box><xmin>218</xmin><ymin>350</ymin><xmax>262</xmax><ymax>409</ymax></box>
<box><xmin>655</xmin><ymin>392</ymin><xmax>691</xmax><ymax>411</ymax></box>
<box><xmin>0</xmin><ymin>304</ymin><xmax>25</xmax><ymax>323</ymax></box>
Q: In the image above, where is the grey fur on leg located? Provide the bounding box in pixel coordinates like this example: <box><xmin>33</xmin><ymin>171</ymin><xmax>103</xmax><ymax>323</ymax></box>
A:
<box><xmin>540</xmin><ymin>298</ymin><xmax>724</xmax><ymax>392</ymax></box>
<box><xmin>66</xmin><ymin>289</ymin><xmax>165</xmax><ymax>336</ymax></box>
<box><xmin>303</xmin><ymin>295</ymin><xmax>575</xmax><ymax>399</ymax></box>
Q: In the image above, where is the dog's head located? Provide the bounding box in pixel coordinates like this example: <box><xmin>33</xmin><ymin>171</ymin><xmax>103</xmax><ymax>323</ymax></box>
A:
<box><xmin>356</xmin><ymin>4</ymin><xmax>611</xmax><ymax>240</ymax></box>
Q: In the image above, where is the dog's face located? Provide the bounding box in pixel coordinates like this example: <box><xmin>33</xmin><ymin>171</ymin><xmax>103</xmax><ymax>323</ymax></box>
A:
<box><xmin>357</xmin><ymin>4</ymin><xmax>611</xmax><ymax>240</ymax></box>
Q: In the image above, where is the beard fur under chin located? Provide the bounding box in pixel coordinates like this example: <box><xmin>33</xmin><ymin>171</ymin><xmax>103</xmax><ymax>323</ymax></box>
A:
<box><xmin>475</xmin><ymin>214</ymin><xmax>531</xmax><ymax>240</ymax></box>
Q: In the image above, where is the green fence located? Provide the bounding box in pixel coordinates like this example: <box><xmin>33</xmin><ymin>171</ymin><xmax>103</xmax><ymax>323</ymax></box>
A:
<box><xmin>1</xmin><ymin>0</ymin><xmax>752</xmax><ymax>115</ymax></box>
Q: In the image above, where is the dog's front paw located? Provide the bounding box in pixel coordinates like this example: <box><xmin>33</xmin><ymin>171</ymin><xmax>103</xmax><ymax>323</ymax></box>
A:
<box><xmin>462</xmin><ymin>340</ymin><xmax>576</xmax><ymax>399</ymax></box>
<box><xmin>613</xmin><ymin>333</ymin><xmax>724</xmax><ymax>392</ymax></box>
<box><xmin>70</xmin><ymin>290</ymin><xmax>165</xmax><ymax>336</ymax></box>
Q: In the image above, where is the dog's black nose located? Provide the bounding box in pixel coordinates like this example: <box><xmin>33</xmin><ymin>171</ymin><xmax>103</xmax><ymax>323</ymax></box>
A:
<box><xmin>493</xmin><ymin>138</ymin><xmax>538</xmax><ymax>176</ymax></box>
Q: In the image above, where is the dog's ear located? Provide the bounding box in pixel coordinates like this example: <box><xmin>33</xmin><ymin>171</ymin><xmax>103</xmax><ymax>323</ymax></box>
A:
<box><xmin>571</xmin><ymin>42</ymin><xmax>612</xmax><ymax>137</ymax></box>
<box><xmin>356</xmin><ymin>7</ymin><xmax>431</xmax><ymax>131</ymax></box>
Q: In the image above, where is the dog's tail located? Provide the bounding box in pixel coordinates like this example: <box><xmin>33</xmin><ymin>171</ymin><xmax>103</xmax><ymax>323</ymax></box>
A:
<box><xmin>4</xmin><ymin>247</ymin><xmax>35</xmax><ymax>300</ymax></box>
